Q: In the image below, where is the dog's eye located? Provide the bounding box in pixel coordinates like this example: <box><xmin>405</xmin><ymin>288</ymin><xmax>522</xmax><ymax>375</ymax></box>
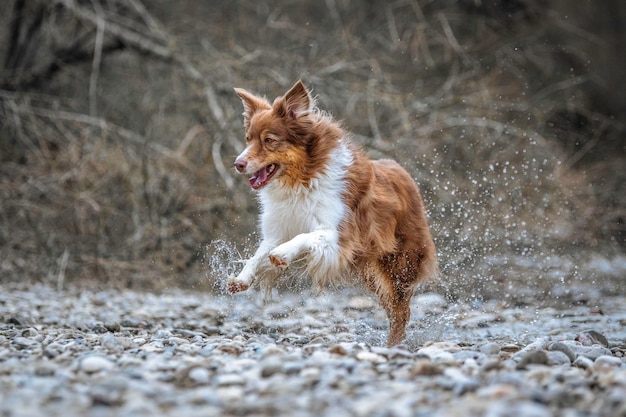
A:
<box><xmin>264</xmin><ymin>137</ymin><xmax>273</xmax><ymax>144</ymax></box>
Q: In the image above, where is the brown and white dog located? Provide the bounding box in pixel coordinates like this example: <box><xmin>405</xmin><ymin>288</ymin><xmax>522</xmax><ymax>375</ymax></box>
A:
<box><xmin>227</xmin><ymin>80</ymin><xmax>437</xmax><ymax>346</ymax></box>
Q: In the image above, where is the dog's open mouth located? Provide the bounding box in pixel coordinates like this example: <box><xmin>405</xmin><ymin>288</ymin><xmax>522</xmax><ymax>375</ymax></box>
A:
<box><xmin>249</xmin><ymin>163</ymin><xmax>279</xmax><ymax>190</ymax></box>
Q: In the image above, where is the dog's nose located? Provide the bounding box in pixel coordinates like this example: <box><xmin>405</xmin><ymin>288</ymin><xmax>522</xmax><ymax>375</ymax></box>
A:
<box><xmin>234</xmin><ymin>158</ymin><xmax>247</xmax><ymax>173</ymax></box>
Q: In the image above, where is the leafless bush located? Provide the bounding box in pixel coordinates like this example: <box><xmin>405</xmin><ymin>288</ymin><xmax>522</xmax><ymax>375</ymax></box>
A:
<box><xmin>0</xmin><ymin>0</ymin><xmax>623</xmax><ymax>299</ymax></box>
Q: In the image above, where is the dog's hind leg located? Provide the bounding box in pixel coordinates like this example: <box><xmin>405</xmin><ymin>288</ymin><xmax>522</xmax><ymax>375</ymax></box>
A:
<box><xmin>381</xmin><ymin>286</ymin><xmax>414</xmax><ymax>347</ymax></box>
<box><xmin>364</xmin><ymin>252</ymin><xmax>420</xmax><ymax>346</ymax></box>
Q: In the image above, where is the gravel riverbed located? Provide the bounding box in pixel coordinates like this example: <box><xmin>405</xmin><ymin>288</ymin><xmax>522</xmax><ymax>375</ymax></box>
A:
<box><xmin>1</xmin><ymin>284</ymin><xmax>625</xmax><ymax>417</ymax></box>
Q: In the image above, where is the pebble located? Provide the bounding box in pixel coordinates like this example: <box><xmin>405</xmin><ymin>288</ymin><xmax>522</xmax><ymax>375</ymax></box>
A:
<box><xmin>480</xmin><ymin>342</ymin><xmax>501</xmax><ymax>355</ymax></box>
<box><xmin>188</xmin><ymin>367</ymin><xmax>211</xmax><ymax>385</ymax></box>
<box><xmin>546</xmin><ymin>350</ymin><xmax>572</xmax><ymax>366</ymax></box>
<box><xmin>593</xmin><ymin>355</ymin><xmax>623</xmax><ymax>372</ymax></box>
<box><xmin>573</xmin><ymin>356</ymin><xmax>594</xmax><ymax>369</ymax></box>
<box><xmin>100</xmin><ymin>333</ymin><xmax>124</xmax><ymax>352</ymax></box>
<box><xmin>516</xmin><ymin>350</ymin><xmax>549</xmax><ymax>369</ymax></box>
<box><xmin>13</xmin><ymin>336</ymin><xmax>39</xmax><ymax>349</ymax></box>
<box><xmin>259</xmin><ymin>355</ymin><xmax>284</xmax><ymax>377</ymax></box>
<box><xmin>576</xmin><ymin>330</ymin><xmax>609</xmax><ymax>347</ymax></box>
<box><xmin>0</xmin><ymin>285</ymin><xmax>624</xmax><ymax>417</ymax></box>
<box><xmin>570</xmin><ymin>344</ymin><xmax>613</xmax><ymax>360</ymax></box>
<box><xmin>548</xmin><ymin>342</ymin><xmax>576</xmax><ymax>362</ymax></box>
<box><xmin>80</xmin><ymin>355</ymin><xmax>114</xmax><ymax>373</ymax></box>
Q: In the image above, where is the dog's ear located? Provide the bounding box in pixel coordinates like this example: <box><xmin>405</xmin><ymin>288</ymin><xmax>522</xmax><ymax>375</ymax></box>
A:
<box><xmin>234</xmin><ymin>88</ymin><xmax>270</xmax><ymax>129</ymax></box>
<box><xmin>276</xmin><ymin>80</ymin><xmax>313</xmax><ymax>120</ymax></box>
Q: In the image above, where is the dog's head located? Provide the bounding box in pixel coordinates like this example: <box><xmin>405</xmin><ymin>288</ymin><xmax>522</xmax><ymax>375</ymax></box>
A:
<box><xmin>233</xmin><ymin>80</ymin><xmax>320</xmax><ymax>190</ymax></box>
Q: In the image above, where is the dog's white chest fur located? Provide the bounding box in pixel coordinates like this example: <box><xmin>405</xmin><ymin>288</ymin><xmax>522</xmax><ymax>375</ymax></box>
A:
<box><xmin>259</xmin><ymin>140</ymin><xmax>353</xmax><ymax>244</ymax></box>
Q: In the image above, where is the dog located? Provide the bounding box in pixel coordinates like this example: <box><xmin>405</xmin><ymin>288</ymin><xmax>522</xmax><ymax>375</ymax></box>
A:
<box><xmin>227</xmin><ymin>80</ymin><xmax>437</xmax><ymax>346</ymax></box>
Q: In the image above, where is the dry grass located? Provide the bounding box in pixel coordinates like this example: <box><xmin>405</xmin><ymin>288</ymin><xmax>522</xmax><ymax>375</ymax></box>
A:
<box><xmin>0</xmin><ymin>0</ymin><xmax>623</xmax><ymax>300</ymax></box>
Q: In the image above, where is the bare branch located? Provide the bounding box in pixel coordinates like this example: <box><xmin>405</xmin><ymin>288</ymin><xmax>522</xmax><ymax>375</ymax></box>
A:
<box><xmin>55</xmin><ymin>0</ymin><xmax>173</xmax><ymax>60</ymax></box>
<box><xmin>89</xmin><ymin>0</ymin><xmax>105</xmax><ymax>117</ymax></box>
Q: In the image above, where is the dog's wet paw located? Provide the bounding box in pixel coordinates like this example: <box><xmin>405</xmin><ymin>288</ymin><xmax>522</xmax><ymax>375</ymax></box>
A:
<box><xmin>227</xmin><ymin>277</ymin><xmax>249</xmax><ymax>293</ymax></box>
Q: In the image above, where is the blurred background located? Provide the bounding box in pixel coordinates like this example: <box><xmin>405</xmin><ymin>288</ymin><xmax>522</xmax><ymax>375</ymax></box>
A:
<box><xmin>0</xmin><ymin>0</ymin><xmax>624</xmax><ymax>303</ymax></box>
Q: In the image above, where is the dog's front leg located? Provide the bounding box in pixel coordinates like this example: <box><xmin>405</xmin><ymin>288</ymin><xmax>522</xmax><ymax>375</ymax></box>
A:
<box><xmin>268</xmin><ymin>229</ymin><xmax>342</xmax><ymax>276</ymax></box>
<box><xmin>227</xmin><ymin>242</ymin><xmax>274</xmax><ymax>293</ymax></box>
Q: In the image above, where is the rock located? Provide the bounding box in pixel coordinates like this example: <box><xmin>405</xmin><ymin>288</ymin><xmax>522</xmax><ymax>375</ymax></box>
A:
<box><xmin>593</xmin><ymin>355</ymin><xmax>622</xmax><ymax>372</ymax></box>
<box><xmin>43</xmin><ymin>342</ymin><xmax>64</xmax><ymax>358</ymax></box>
<box><xmin>516</xmin><ymin>350</ymin><xmax>549</xmax><ymax>369</ymax></box>
<box><xmin>546</xmin><ymin>350</ymin><xmax>572</xmax><ymax>366</ymax></box>
<box><xmin>80</xmin><ymin>355</ymin><xmax>114</xmax><ymax>373</ymax></box>
<box><xmin>480</xmin><ymin>342</ymin><xmax>501</xmax><ymax>355</ymax></box>
<box><xmin>569</xmin><ymin>344</ymin><xmax>612</xmax><ymax>361</ymax></box>
<box><xmin>443</xmin><ymin>368</ymin><xmax>480</xmax><ymax>396</ymax></box>
<box><xmin>477</xmin><ymin>383</ymin><xmax>518</xmax><ymax>399</ymax></box>
<box><xmin>260</xmin><ymin>356</ymin><xmax>284</xmax><ymax>378</ymax></box>
<box><xmin>100</xmin><ymin>333</ymin><xmax>124</xmax><ymax>352</ymax></box>
<box><xmin>104</xmin><ymin>321</ymin><xmax>121</xmax><ymax>332</ymax></box>
<box><xmin>483</xmin><ymin>400</ymin><xmax>552</xmax><ymax>417</ymax></box>
<box><xmin>417</xmin><ymin>342</ymin><xmax>462</xmax><ymax>359</ymax></box>
<box><xmin>89</xmin><ymin>377</ymin><xmax>128</xmax><ymax>406</ymax></box>
<box><xmin>153</xmin><ymin>329</ymin><xmax>174</xmax><ymax>340</ymax></box>
<box><xmin>215</xmin><ymin>373</ymin><xmax>245</xmax><ymax>387</ymax></box>
<box><xmin>34</xmin><ymin>362</ymin><xmax>57</xmax><ymax>377</ymax></box>
<box><xmin>356</xmin><ymin>351</ymin><xmax>386</xmax><ymax>364</ymax></box>
<box><xmin>501</xmin><ymin>344</ymin><xmax>521</xmax><ymax>353</ymax></box>
<box><xmin>410</xmin><ymin>359</ymin><xmax>443</xmax><ymax>377</ymax></box>
<box><xmin>573</xmin><ymin>356</ymin><xmax>594</xmax><ymax>370</ymax></box>
<box><xmin>328</xmin><ymin>344</ymin><xmax>349</xmax><ymax>356</ymax></box>
<box><xmin>548</xmin><ymin>342</ymin><xmax>576</xmax><ymax>362</ymax></box>
<box><xmin>13</xmin><ymin>336</ymin><xmax>39</xmax><ymax>349</ymax></box>
<box><xmin>453</xmin><ymin>350</ymin><xmax>486</xmax><ymax>364</ymax></box>
<box><xmin>21</xmin><ymin>328</ymin><xmax>39</xmax><ymax>338</ymax></box>
<box><xmin>513</xmin><ymin>339</ymin><xmax>548</xmax><ymax>361</ymax></box>
<box><xmin>188</xmin><ymin>367</ymin><xmax>211</xmax><ymax>385</ymax></box>
<box><xmin>576</xmin><ymin>330</ymin><xmax>609</xmax><ymax>348</ymax></box>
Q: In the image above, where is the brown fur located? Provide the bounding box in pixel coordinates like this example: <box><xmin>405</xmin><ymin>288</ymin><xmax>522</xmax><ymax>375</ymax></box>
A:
<box><xmin>230</xmin><ymin>80</ymin><xmax>438</xmax><ymax>346</ymax></box>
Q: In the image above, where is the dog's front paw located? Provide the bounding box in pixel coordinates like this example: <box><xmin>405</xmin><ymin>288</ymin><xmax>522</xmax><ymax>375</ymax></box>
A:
<box><xmin>227</xmin><ymin>276</ymin><xmax>250</xmax><ymax>293</ymax></box>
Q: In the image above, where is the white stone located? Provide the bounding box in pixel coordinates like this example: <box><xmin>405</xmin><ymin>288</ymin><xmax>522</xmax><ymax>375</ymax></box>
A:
<box><xmin>80</xmin><ymin>356</ymin><xmax>114</xmax><ymax>373</ymax></box>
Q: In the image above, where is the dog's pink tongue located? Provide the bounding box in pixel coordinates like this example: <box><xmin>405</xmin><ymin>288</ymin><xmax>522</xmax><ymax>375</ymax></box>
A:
<box><xmin>249</xmin><ymin>167</ymin><xmax>268</xmax><ymax>190</ymax></box>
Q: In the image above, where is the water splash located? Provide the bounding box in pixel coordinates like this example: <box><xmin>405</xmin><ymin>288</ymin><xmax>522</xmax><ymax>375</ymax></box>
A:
<box><xmin>204</xmin><ymin>239</ymin><xmax>247</xmax><ymax>293</ymax></box>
